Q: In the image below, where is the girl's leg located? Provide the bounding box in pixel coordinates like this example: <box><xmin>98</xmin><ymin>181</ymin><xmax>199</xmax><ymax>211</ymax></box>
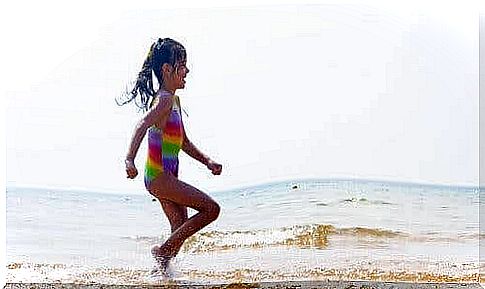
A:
<box><xmin>150</xmin><ymin>200</ymin><xmax>188</xmax><ymax>273</ymax></box>
<box><xmin>159</xmin><ymin>200</ymin><xmax>188</xmax><ymax>233</ymax></box>
<box><xmin>148</xmin><ymin>173</ymin><xmax>220</xmax><ymax>258</ymax></box>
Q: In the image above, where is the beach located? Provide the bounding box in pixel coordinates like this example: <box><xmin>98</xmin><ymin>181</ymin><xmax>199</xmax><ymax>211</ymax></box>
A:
<box><xmin>6</xmin><ymin>179</ymin><xmax>481</xmax><ymax>286</ymax></box>
<box><xmin>3</xmin><ymin>280</ymin><xmax>484</xmax><ymax>289</ymax></box>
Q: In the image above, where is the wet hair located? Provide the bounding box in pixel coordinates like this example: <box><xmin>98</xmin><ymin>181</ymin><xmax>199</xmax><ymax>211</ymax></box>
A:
<box><xmin>116</xmin><ymin>38</ymin><xmax>187</xmax><ymax>111</ymax></box>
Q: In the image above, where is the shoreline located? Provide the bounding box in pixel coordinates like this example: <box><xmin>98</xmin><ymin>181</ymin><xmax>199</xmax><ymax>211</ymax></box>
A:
<box><xmin>3</xmin><ymin>280</ymin><xmax>483</xmax><ymax>289</ymax></box>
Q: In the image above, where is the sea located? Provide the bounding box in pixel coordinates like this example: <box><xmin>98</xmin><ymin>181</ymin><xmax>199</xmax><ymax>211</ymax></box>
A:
<box><xmin>5</xmin><ymin>179</ymin><xmax>482</xmax><ymax>285</ymax></box>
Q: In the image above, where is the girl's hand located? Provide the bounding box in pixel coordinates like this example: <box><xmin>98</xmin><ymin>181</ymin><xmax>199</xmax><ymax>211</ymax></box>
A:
<box><xmin>207</xmin><ymin>159</ymin><xmax>222</xmax><ymax>175</ymax></box>
<box><xmin>125</xmin><ymin>159</ymin><xmax>138</xmax><ymax>179</ymax></box>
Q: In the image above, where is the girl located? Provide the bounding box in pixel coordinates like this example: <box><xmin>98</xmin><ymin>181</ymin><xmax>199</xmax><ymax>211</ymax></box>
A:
<box><xmin>120</xmin><ymin>38</ymin><xmax>222</xmax><ymax>274</ymax></box>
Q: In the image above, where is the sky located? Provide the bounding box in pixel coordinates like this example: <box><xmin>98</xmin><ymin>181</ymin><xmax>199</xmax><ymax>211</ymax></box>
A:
<box><xmin>2</xmin><ymin>1</ymin><xmax>481</xmax><ymax>196</ymax></box>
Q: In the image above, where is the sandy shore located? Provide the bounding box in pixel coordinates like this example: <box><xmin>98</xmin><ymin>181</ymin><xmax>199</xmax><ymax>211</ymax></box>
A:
<box><xmin>3</xmin><ymin>281</ymin><xmax>483</xmax><ymax>289</ymax></box>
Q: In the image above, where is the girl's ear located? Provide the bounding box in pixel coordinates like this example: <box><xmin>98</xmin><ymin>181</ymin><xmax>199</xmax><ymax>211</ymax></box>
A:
<box><xmin>162</xmin><ymin>63</ymin><xmax>173</xmax><ymax>75</ymax></box>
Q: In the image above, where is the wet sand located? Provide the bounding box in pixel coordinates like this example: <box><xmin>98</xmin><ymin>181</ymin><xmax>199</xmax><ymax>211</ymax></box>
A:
<box><xmin>3</xmin><ymin>281</ymin><xmax>483</xmax><ymax>289</ymax></box>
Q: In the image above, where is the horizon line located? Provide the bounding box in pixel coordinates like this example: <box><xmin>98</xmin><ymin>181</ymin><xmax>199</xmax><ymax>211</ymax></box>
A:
<box><xmin>6</xmin><ymin>176</ymin><xmax>480</xmax><ymax>195</ymax></box>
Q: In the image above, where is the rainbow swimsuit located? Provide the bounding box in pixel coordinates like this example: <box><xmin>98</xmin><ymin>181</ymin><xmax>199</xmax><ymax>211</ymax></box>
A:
<box><xmin>144</xmin><ymin>95</ymin><xmax>184</xmax><ymax>189</ymax></box>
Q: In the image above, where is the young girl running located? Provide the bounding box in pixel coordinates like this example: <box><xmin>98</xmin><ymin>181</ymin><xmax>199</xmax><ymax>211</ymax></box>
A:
<box><xmin>120</xmin><ymin>38</ymin><xmax>222</xmax><ymax>274</ymax></box>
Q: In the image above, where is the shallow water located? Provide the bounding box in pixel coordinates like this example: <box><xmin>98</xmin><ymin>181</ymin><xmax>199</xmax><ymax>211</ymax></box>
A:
<box><xmin>6</xmin><ymin>179</ymin><xmax>481</xmax><ymax>284</ymax></box>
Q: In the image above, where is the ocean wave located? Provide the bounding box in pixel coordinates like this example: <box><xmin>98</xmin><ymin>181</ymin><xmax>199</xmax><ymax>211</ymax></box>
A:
<box><xmin>120</xmin><ymin>235</ymin><xmax>165</xmax><ymax>243</ymax></box>
<box><xmin>413</xmin><ymin>232</ymin><xmax>485</xmax><ymax>242</ymax></box>
<box><xmin>121</xmin><ymin>223</ymin><xmax>479</xmax><ymax>254</ymax></box>
<box><xmin>7</xmin><ymin>262</ymin><xmax>68</xmax><ymax>270</ymax></box>
<box><xmin>122</xmin><ymin>224</ymin><xmax>405</xmax><ymax>253</ymax></box>
<box><xmin>339</xmin><ymin>197</ymin><xmax>395</xmax><ymax>206</ymax></box>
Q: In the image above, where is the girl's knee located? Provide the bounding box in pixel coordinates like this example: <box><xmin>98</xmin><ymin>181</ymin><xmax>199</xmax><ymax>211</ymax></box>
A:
<box><xmin>206</xmin><ymin>201</ymin><xmax>220</xmax><ymax>221</ymax></box>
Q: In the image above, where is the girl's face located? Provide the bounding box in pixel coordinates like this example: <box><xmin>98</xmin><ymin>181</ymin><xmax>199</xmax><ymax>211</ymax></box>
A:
<box><xmin>163</xmin><ymin>59</ymin><xmax>189</xmax><ymax>91</ymax></box>
<box><xmin>173</xmin><ymin>60</ymin><xmax>189</xmax><ymax>89</ymax></box>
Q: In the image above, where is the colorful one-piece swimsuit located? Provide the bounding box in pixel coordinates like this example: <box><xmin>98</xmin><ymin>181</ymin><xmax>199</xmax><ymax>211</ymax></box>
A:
<box><xmin>144</xmin><ymin>95</ymin><xmax>184</xmax><ymax>189</ymax></box>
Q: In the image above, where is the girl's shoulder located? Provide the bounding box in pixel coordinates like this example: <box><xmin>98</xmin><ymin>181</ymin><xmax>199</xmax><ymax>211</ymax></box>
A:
<box><xmin>150</xmin><ymin>93</ymin><xmax>175</xmax><ymax>108</ymax></box>
<box><xmin>173</xmin><ymin>95</ymin><xmax>181</xmax><ymax>107</ymax></box>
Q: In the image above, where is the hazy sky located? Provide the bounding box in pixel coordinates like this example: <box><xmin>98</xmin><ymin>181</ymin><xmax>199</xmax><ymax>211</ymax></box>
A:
<box><xmin>3</xmin><ymin>1</ymin><xmax>480</xmax><ymax>194</ymax></box>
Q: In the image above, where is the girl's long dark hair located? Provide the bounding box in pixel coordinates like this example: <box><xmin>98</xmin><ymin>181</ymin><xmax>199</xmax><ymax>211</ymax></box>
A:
<box><xmin>116</xmin><ymin>38</ymin><xmax>187</xmax><ymax>112</ymax></box>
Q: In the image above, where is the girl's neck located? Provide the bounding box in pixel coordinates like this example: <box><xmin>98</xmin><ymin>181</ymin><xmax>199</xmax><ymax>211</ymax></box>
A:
<box><xmin>160</xmin><ymin>85</ymin><xmax>175</xmax><ymax>96</ymax></box>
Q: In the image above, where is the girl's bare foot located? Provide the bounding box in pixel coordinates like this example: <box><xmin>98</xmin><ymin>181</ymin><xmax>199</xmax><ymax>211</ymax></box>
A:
<box><xmin>150</xmin><ymin>245</ymin><xmax>172</xmax><ymax>276</ymax></box>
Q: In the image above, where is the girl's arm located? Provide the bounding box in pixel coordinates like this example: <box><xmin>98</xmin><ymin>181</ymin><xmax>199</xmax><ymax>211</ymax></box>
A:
<box><xmin>177</xmin><ymin>96</ymin><xmax>210</xmax><ymax>165</ymax></box>
<box><xmin>181</xmin><ymin>123</ymin><xmax>222</xmax><ymax>175</ymax></box>
<box><xmin>181</xmin><ymin>129</ymin><xmax>211</xmax><ymax>166</ymax></box>
<box><xmin>178</xmin><ymin>97</ymin><xmax>222</xmax><ymax>175</ymax></box>
<box><xmin>125</xmin><ymin>96</ymin><xmax>173</xmax><ymax>171</ymax></box>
